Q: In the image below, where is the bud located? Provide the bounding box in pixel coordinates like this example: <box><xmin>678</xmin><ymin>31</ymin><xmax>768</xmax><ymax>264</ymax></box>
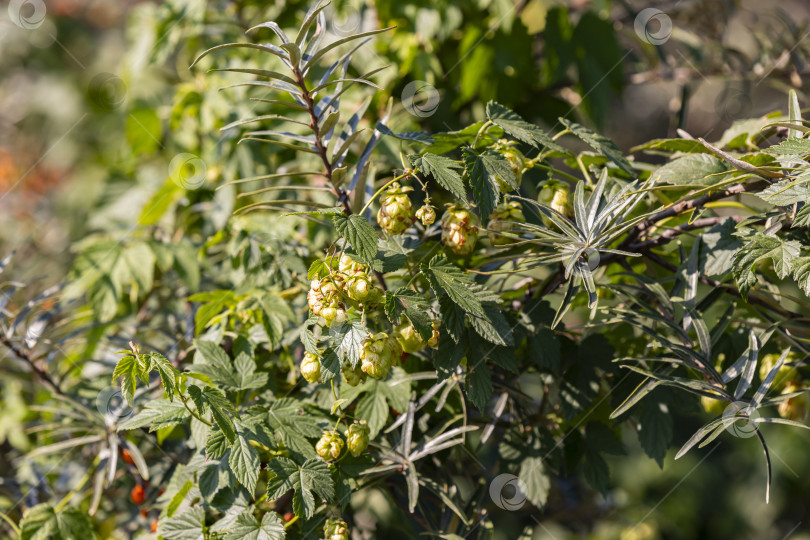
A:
<box><xmin>308</xmin><ymin>276</ymin><xmax>347</xmax><ymax>327</ymax></box>
<box><xmin>396</xmin><ymin>323</ymin><xmax>424</xmax><ymax>353</ymax></box>
<box><xmin>488</xmin><ymin>201</ymin><xmax>525</xmax><ymax>246</ymax></box>
<box><xmin>538</xmin><ymin>181</ymin><xmax>573</xmax><ymax>226</ymax></box>
<box><xmin>493</xmin><ymin>140</ymin><xmax>525</xmax><ymax>192</ymax></box>
<box><xmin>344</xmin><ymin>271</ymin><xmax>382</xmax><ymax>304</ymax></box>
<box><xmin>323</xmin><ymin>518</ymin><xmax>349</xmax><ymax>540</ymax></box>
<box><xmin>377</xmin><ymin>182</ymin><xmax>415</xmax><ymax>235</ymax></box>
<box><xmin>300</xmin><ymin>352</ymin><xmax>321</xmax><ymax>383</ymax></box>
<box><xmin>342</xmin><ymin>362</ymin><xmax>367</xmax><ymax>386</ymax></box>
<box><xmin>359</xmin><ymin>332</ymin><xmax>401</xmax><ymax>379</ymax></box>
<box><xmin>778</xmin><ymin>381</ymin><xmax>810</xmax><ymax>421</ymax></box>
<box><xmin>416</xmin><ymin>203</ymin><xmax>436</xmax><ymax>226</ymax></box>
<box><xmin>346</xmin><ymin>420</ymin><xmax>371</xmax><ymax>457</ymax></box>
<box><xmin>338</xmin><ymin>253</ymin><xmax>367</xmax><ymax>274</ymax></box>
<box><xmin>316</xmin><ymin>430</ymin><xmax>344</xmax><ymax>461</ymax></box>
<box><xmin>759</xmin><ymin>352</ymin><xmax>799</xmax><ymax>393</ymax></box>
<box><xmin>440</xmin><ymin>205</ymin><xmax>480</xmax><ymax>255</ymax></box>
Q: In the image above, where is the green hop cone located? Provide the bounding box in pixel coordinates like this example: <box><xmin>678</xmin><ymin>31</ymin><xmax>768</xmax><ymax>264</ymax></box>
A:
<box><xmin>323</xmin><ymin>518</ymin><xmax>349</xmax><ymax>540</ymax></box>
<box><xmin>395</xmin><ymin>322</ymin><xmax>425</xmax><ymax>353</ymax></box>
<box><xmin>538</xmin><ymin>180</ymin><xmax>573</xmax><ymax>227</ymax></box>
<box><xmin>778</xmin><ymin>381</ymin><xmax>810</xmax><ymax>421</ymax></box>
<box><xmin>344</xmin><ymin>271</ymin><xmax>382</xmax><ymax>304</ymax></box>
<box><xmin>377</xmin><ymin>182</ymin><xmax>415</xmax><ymax>235</ymax></box>
<box><xmin>759</xmin><ymin>352</ymin><xmax>799</xmax><ymax>393</ymax></box>
<box><xmin>346</xmin><ymin>419</ymin><xmax>370</xmax><ymax>457</ymax></box>
<box><xmin>342</xmin><ymin>362</ymin><xmax>367</xmax><ymax>386</ymax></box>
<box><xmin>315</xmin><ymin>430</ymin><xmax>344</xmax><ymax>461</ymax></box>
<box><xmin>307</xmin><ymin>276</ymin><xmax>347</xmax><ymax>327</ymax></box>
<box><xmin>395</xmin><ymin>321</ymin><xmax>439</xmax><ymax>353</ymax></box>
<box><xmin>338</xmin><ymin>253</ymin><xmax>367</xmax><ymax>274</ymax></box>
<box><xmin>493</xmin><ymin>140</ymin><xmax>525</xmax><ymax>192</ymax></box>
<box><xmin>300</xmin><ymin>352</ymin><xmax>321</xmax><ymax>383</ymax></box>
<box><xmin>359</xmin><ymin>332</ymin><xmax>401</xmax><ymax>379</ymax></box>
<box><xmin>488</xmin><ymin>201</ymin><xmax>525</xmax><ymax>246</ymax></box>
<box><xmin>416</xmin><ymin>203</ymin><xmax>436</xmax><ymax>226</ymax></box>
<box><xmin>440</xmin><ymin>205</ymin><xmax>480</xmax><ymax>255</ymax></box>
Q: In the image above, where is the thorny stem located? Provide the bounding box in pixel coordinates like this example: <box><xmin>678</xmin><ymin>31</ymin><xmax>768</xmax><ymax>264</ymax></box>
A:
<box><xmin>1</xmin><ymin>335</ymin><xmax>65</xmax><ymax>396</ymax></box>
<box><xmin>292</xmin><ymin>66</ymin><xmax>389</xmax><ymax>291</ymax></box>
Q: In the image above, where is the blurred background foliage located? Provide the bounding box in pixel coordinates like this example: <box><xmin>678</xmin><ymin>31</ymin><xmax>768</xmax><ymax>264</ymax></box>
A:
<box><xmin>2</xmin><ymin>0</ymin><xmax>810</xmax><ymax>539</ymax></box>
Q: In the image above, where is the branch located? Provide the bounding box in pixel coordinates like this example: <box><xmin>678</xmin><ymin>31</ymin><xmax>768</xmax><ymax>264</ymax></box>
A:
<box><xmin>0</xmin><ymin>335</ymin><xmax>65</xmax><ymax>396</ymax></box>
<box><xmin>628</xmin><ymin>216</ymin><xmax>745</xmax><ymax>250</ymax></box>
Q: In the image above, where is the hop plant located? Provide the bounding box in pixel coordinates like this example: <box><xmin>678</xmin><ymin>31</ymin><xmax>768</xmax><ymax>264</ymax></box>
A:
<box><xmin>342</xmin><ymin>362</ymin><xmax>367</xmax><ymax>386</ymax></box>
<box><xmin>308</xmin><ymin>276</ymin><xmax>347</xmax><ymax>327</ymax></box>
<box><xmin>395</xmin><ymin>321</ymin><xmax>439</xmax><ymax>353</ymax></box>
<box><xmin>344</xmin><ymin>270</ymin><xmax>382</xmax><ymax>304</ymax></box>
<box><xmin>441</xmin><ymin>205</ymin><xmax>480</xmax><ymax>255</ymax></box>
<box><xmin>488</xmin><ymin>201</ymin><xmax>525</xmax><ymax>246</ymax></box>
<box><xmin>416</xmin><ymin>202</ymin><xmax>436</xmax><ymax>226</ymax></box>
<box><xmin>538</xmin><ymin>180</ymin><xmax>573</xmax><ymax>225</ymax></box>
<box><xmin>316</xmin><ymin>430</ymin><xmax>344</xmax><ymax>461</ymax></box>
<box><xmin>300</xmin><ymin>352</ymin><xmax>321</xmax><ymax>383</ymax></box>
<box><xmin>778</xmin><ymin>381</ymin><xmax>810</xmax><ymax>421</ymax></box>
<box><xmin>493</xmin><ymin>139</ymin><xmax>525</xmax><ymax>192</ymax></box>
<box><xmin>346</xmin><ymin>419</ymin><xmax>371</xmax><ymax>457</ymax></box>
<box><xmin>359</xmin><ymin>332</ymin><xmax>401</xmax><ymax>379</ymax></box>
<box><xmin>323</xmin><ymin>518</ymin><xmax>349</xmax><ymax>540</ymax></box>
<box><xmin>759</xmin><ymin>352</ymin><xmax>799</xmax><ymax>392</ymax></box>
<box><xmin>377</xmin><ymin>182</ymin><xmax>415</xmax><ymax>235</ymax></box>
<box><xmin>338</xmin><ymin>253</ymin><xmax>367</xmax><ymax>274</ymax></box>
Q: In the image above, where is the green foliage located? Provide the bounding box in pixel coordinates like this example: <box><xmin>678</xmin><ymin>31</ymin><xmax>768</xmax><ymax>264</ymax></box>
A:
<box><xmin>6</xmin><ymin>2</ymin><xmax>810</xmax><ymax>539</ymax></box>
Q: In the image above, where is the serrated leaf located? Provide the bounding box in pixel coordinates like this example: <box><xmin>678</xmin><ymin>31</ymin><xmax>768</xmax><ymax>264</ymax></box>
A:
<box><xmin>118</xmin><ymin>399</ymin><xmax>190</xmax><ymax>432</ymax></box>
<box><xmin>651</xmin><ymin>154</ymin><xmax>729</xmax><ymax>185</ymax></box>
<box><xmin>792</xmin><ymin>257</ymin><xmax>810</xmax><ymax>296</ymax></box>
<box><xmin>700</xmin><ymin>218</ymin><xmax>744</xmax><ymax>277</ymax></box>
<box><xmin>384</xmin><ymin>288</ymin><xmax>433</xmax><ymax>341</ymax></box>
<box><xmin>20</xmin><ymin>504</ymin><xmax>96</xmax><ymax>540</ymax></box>
<box><xmin>467</xmin><ymin>361</ymin><xmax>492</xmax><ymax>411</ymax></box>
<box><xmin>224</xmin><ymin>512</ymin><xmax>285</xmax><ymax>540</ymax></box>
<box><xmin>733</xmin><ymin>234</ymin><xmax>802</xmax><ymax>297</ymax></box>
<box><xmin>189</xmin><ymin>385</ymin><xmax>237</xmax><ymax>444</ymax></box>
<box><xmin>266</xmin><ymin>458</ymin><xmax>334</xmax><ymax>519</ymax></box>
<box><xmin>462</xmin><ymin>147</ymin><xmax>509</xmax><ymax>219</ymax></box>
<box><xmin>333</xmin><ymin>214</ymin><xmax>378</xmax><ymax>262</ymax></box>
<box><xmin>422</xmin><ymin>255</ymin><xmax>485</xmax><ymax>318</ymax></box>
<box><xmin>229</xmin><ymin>426</ymin><xmax>260</xmax><ymax>493</ymax></box>
<box><xmin>112</xmin><ymin>353</ymin><xmax>150</xmax><ymax>406</ymax></box>
<box><xmin>559</xmin><ymin>118</ymin><xmax>634</xmax><ymax>175</ymax></box>
<box><xmin>408</xmin><ymin>153</ymin><xmax>466</xmax><ymax>200</ymax></box>
<box><xmin>764</xmin><ymin>138</ymin><xmax>810</xmax><ymax>155</ymax></box>
<box><xmin>756</xmin><ymin>177</ymin><xmax>810</xmax><ymax>206</ymax></box>
<box><xmin>486</xmin><ymin>101</ymin><xmax>565</xmax><ymax>153</ymax></box>
<box><xmin>330</xmin><ymin>321</ymin><xmax>369</xmax><ymax>368</ymax></box>
<box><xmin>518</xmin><ymin>457</ymin><xmax>549</xmax><ymax>508</ymax></box>
<box><xmin>158</xmin><ymin>506</ymin><xmax>204</xmax><ymax>540</ymax></box>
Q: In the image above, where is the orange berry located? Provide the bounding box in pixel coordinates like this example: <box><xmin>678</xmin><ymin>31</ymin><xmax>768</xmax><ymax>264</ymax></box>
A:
<box><xmin>283</xmin><ymin>512</ymin><xmax>295</xmax><ymax>522</ymax></box>
<box><xmin>121</xmin><ymin>448</ymin><xmax>135</xmax><ymax>465</ymax></box>
<box><xmin>151</xmin><ymin>519</ymin><xmax>159</xmax><ymax>533</ymax></box>
<box><xmin>131</xmin><ymin>485</ymin><xmax>146</xmax><ymax>505</ymax></box>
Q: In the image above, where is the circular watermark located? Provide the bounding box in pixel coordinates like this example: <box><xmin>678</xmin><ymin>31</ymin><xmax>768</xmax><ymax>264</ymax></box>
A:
<box><xmin>169</xmin><ymin>153</ymin><xmax>207</xmax><ymax>190</ymax></box>
<box><xmin>96</xmin><ymin>387</ymin><xmax>134</xmax><ymax>425</ymax></box>
<box><xmin>634</xmin><ymin>8</ymin><xmax>672</xmax><ymax>46</ymax></box>
<box><xmin>715</xmin><ymin>86</ymin><xmax>752</xmax><ymax>123</ymax></box>
<box><xmin>489</xmin><ymin>473</ymin><xmax>528</xmax><ymax>511</ymax></box>
<box><xmin>8</xmin><ymin>0</ymin><xmax>46</xmax><ymax>30</ymax></box>
<box><xmin>329</xmin><ymin>5</ymin><xmax>361</xmax><ymax>38</ymax></box>
<box><xmin>722</xmin><ymin>401</ymin><xmax>760</xmax><ymax>439</ymax></box>
<box><xmin>88</xmin><ymin>73</ymin><xmax>127</xmax><ymax>112</ymax></box>
<box><xmin>402</xmin><ymin>81</ymin><xmax>440</xmax><ymax>118</ymax></box>
<box><xmin>583</xmin><ymin>247</ymin><xmax>601</xmax><ymax>271</ymax></box>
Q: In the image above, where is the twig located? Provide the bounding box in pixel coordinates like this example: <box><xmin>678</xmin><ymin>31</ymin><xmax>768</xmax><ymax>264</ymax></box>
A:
<box><xmin>1</xmin><ymin>335</ymin><xmax>65</xmax><ymax>396</ymax></box>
